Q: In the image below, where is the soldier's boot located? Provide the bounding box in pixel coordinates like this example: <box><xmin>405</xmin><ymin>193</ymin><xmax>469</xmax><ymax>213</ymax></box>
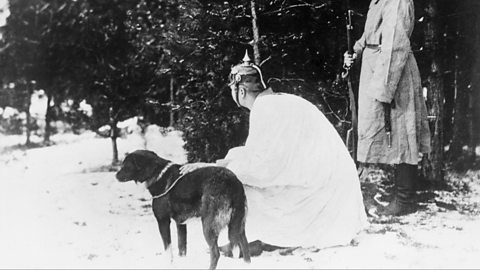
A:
<box><xmin>381</xmin><ymin>163</ymin><xmax>417</xmax><ymax>216</ymax></box>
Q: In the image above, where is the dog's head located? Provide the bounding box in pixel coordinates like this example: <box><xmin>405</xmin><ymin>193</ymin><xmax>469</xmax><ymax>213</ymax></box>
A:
<box><xmin>116</xmin><ymin>150</ymin><xmax>168</xmax><ymax>183</ymax></box>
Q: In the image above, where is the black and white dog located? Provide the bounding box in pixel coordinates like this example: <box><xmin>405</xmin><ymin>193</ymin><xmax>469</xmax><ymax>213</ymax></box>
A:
<box><xmin>116</xmin><ymin>150</ymin><xmax>251</xmax><ymax>270</ymax></box>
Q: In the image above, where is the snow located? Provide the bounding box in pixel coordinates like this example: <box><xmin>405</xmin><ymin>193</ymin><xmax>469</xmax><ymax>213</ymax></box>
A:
<box><xmin>30</xmin><ymin>90</ymin><xmax>48</xmax><ymax>117</ymax></box>
<box><xmin>1</xmin><ymin>129</ymin><xmax>479</xmax><ymax>269</ymax></box>
<box><xmin>0</xmin><ymin>0</ymin><xmax>8</xmax><ymax>27</ymax></box>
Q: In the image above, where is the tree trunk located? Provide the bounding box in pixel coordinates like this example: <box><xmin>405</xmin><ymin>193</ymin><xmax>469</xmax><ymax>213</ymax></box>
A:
<box><xmin>467</xmin><ymin>86</ymin><xmax>476</xmax><ymax>163</ymax></box>
<box><xmin>448</xmin><ymin>2</ymin><xmax>478</xmax><ymax>164</ymax></box>
<box><xmin>110</xmin><ymin>120</ymin><xmax>119</xmax><ymax>166</ymax></box>
<box><xmin>423</xmin><ymin>0</ymin><xmax>445</xmax><ymax>182</ymax></box>
<box><xmin>468</xmin><ymin>11</ymin><xmax>480</xmax><ymax>162</ymax></box>
<box><xmin>109</xmin><ymin>107</ymin><xmax>119</xmax><ymax>166</ymax></box>
<box><xmin>250</xmin><ymin>0</ymin><xmax>261</xmax><ymax>65</ymax></box>
<box><xmin>44</xmin><ymin>92</ymin><xmax>53</xmax><ymax>144</ymax></box>
<box><xmin>25</xmin><ymin>81</ymin><xmax>33</xmax><ymax>146</ymax></box>
<box><xmin>169</xmin><ymin>75</ymin><xmax>175</xmax><ymax>127</ymax></box>
<box><xmin>448</xmin><ymin>23</ymin><xmax>467</xmax><ymax>161</ymax></box>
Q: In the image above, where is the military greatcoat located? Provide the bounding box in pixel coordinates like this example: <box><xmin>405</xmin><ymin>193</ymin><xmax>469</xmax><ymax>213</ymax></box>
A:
<box><xmin>354</xmin><ymin>0</ymin><xmax>431</xmax><ymax>165</ymax></box>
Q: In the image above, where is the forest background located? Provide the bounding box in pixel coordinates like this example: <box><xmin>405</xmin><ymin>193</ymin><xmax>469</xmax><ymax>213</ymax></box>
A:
<box><xmin>0</xmin><ymin>0</ymin><xmax>479</xmax><ymax>184</ymax></box>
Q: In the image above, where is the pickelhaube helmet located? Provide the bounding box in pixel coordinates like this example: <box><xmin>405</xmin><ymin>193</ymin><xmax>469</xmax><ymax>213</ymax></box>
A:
<box><xmin>228</xmin><ymin>50</ymin><xmax>267</xmax><ymax>90</ymax></box>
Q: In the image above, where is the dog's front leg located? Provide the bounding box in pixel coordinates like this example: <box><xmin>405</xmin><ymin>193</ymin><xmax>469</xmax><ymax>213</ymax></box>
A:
<box><xmin>177</xmin><ymin>223</ymin><xmax>187</xmax><ymax>256</ymax></box>
<box><xmin>157</xmin><ymin>218</ymin><xmax>172</xmax><ymax>259</ymax></box>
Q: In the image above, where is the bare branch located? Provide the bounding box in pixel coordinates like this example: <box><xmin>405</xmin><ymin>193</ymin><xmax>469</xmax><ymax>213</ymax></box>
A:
<box><xmin>263</xmin><ymin>3</ymin><xmax>328</xmax><ymax>16</ymax></box>
<box><xmin>259</xmin><ymin>55</ymin><xmax>271</xmax><ymax>67</ymax></box>
<box><xmin>0</xmin><ymin>43</ymin><xmax>11</xmax><ymax>53</ymax></box>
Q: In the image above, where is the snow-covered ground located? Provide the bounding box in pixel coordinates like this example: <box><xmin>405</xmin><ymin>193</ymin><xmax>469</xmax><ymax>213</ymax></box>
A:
<box><xmin>1</xmin><ymin>128</ymin><xmax>479</xmax><ymax>269</ymax></box>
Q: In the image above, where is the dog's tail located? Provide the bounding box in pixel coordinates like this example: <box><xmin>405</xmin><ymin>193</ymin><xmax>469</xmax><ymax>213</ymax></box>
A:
<box><xmin>227</xmin><ymin>186</ymin><xmax>250</xmax><ymax>262</ymax></box>
<box><xmin>228</xmin><ymin>187</ymin><xmax>247</xmax><ymax>236</ymax></box>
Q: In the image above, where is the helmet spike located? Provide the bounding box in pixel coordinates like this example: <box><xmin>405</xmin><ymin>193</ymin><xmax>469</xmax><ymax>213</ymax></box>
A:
<box><xmin>242</xmin><ymin>49</ymin><xmax>252</xmax><ymax>64</ymax></box>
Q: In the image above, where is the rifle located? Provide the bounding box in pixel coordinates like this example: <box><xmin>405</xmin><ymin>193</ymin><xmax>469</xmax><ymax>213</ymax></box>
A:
<box><xmin>383</xmin><ymin>102</ymin><xmax>392</xmax><ymax>148</ymax></box>
<box><xmin>342</xmin><ymin>0</ymin><xmax>357</xmax><ymax>162</ymax></box>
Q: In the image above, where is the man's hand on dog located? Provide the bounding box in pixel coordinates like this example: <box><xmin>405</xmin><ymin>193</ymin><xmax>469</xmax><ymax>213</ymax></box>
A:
<box><xmin>180</xmin><ymin>160</ymin><xmax>231</xmax><ymax>175</ymax></box>
<box><xmin>215</xmin><ymin>159</ymin><xmax>230</xmax><ymax>167</ymax></box>
<box><xmin>179</xmin><ymin>162</ymin><xmax>212</xmax><ymax>175</ymax></box>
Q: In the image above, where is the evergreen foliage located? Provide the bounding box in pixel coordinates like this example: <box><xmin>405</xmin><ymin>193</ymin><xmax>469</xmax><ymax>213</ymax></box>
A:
<box><xmin>0</xmin><ymin>0</ymin><xmax>478</xmax><ymax>168</ymax></box>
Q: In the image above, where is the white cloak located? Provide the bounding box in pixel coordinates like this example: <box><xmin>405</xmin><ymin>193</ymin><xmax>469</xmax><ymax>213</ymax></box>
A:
<box><xmin>225</xmin><ymin>90</ymin><xmax>368</xmax><ymax>248</ymax></box>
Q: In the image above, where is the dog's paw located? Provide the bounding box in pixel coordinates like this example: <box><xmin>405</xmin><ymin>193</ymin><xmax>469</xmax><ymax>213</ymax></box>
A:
<box><xmin>219</xmin><ymin>245</ymin><xmax>234</xmax><ymax>258</ymax></box>
<box><xmin>160</xmin><ymin>247</ymin><xmax>174</xmax><ymax>263</ymax></box>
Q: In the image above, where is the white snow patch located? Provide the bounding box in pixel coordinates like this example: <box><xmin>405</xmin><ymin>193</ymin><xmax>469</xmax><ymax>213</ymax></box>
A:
<box><xmin>0</xmin><ymin>128</ymin><xmax>479</xmax><ymax>268</ymax></box>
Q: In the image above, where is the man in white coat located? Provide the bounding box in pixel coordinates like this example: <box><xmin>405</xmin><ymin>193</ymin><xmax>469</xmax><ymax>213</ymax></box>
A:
<box><xmin>181</xmin><ymin>51</ymin><xmax>367</xmax><ymax>254</ymax></box>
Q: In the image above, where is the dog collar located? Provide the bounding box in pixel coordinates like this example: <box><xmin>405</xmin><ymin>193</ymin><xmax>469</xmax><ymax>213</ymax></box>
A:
<box><xmin>145</xmin><ymin>162</ymin><xmax>174</xmax><ymax>189</ymax></box>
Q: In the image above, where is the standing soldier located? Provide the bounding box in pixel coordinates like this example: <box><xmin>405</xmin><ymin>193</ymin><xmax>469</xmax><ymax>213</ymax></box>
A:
<box><xmin>344</xmin><ymin>0</ymin><xmax>431</xmax><ymax>216</ymax></box>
